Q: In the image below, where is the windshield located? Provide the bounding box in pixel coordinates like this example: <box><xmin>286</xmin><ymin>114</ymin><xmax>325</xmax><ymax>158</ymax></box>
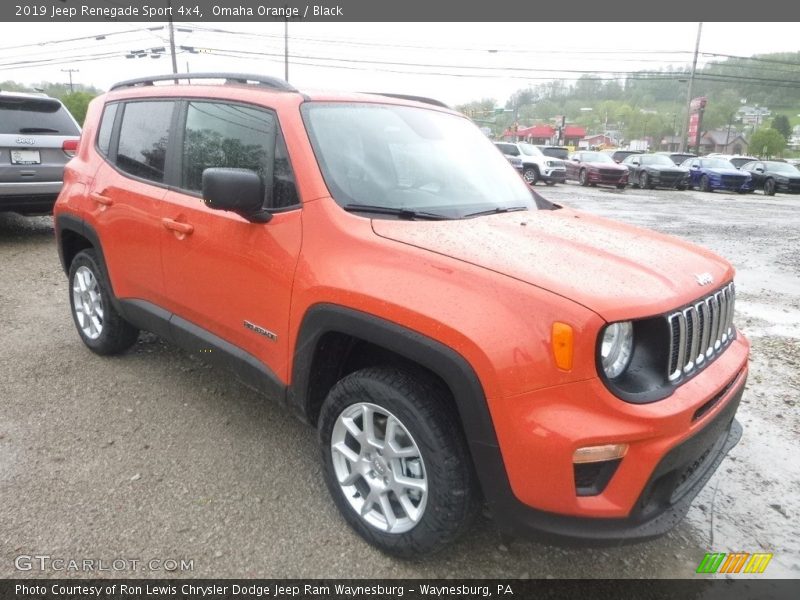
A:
<box><xmin>764</xmin><ymin>161</ymin><xmax>800</xmax><ymax>174</ymax></box>
<box><xmin>581</xmin><ymin>152</ymin><xmax>615</xmax><ymax>163</ymax></box>
<box><xmin>519</xmin><ymin>143</ymin><xmax>543</xmax><ymax>157</ymax></box>
<box><xmin>302</xmin><ymin>103</ymin><xmax>535</xmax><ymax>218</ymax></box>
<box><xmin>703</xmin><ymin>158</ymin><xmax>736</xmax><ymax>169</ymax></box>
<box><xmin>0</xmin><ymin>97</ymin><xmax>79</xmax><ymax>135</ymax></box>
<box><xmin>640</xmin><ymin>155</ymin><xmax>675</xmax><ymax>166</ymax></box>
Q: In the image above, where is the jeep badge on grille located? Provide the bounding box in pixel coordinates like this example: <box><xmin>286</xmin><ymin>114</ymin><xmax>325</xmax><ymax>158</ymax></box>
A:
<box><xmin>695</xmin><ymin>273</ymin><xmax>714</xmax><ymax>286</ymax></box>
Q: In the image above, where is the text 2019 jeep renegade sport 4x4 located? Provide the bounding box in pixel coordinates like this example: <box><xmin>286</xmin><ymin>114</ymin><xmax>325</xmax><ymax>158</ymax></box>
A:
<box><xmin>54</xmin><ymin>74</ymin><xmax>748</xmax><ymax>556</ymax></box>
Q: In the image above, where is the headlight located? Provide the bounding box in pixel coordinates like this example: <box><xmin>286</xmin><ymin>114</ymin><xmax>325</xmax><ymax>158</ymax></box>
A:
<box><xmin>600</xmin><ymin>322</ymin><xmax>633</xmax><ymax>378</ymax></box>
<box><xmin>546</xmin><ymin>160</ymin><xmax>555</xmax><ymax>167</ymax></box>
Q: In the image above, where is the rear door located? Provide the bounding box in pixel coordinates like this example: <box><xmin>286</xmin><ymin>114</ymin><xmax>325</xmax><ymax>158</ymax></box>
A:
<box><xmin>88</xmin><ymin>100</ymin><xmax>176</xmax><ymax>307</ymax></box>
<box><xmin>159</xmin><ymin>99</ymin><xmax>303</xmax><ymax>383</ymax></box>
<box><xmin>0</xmin><ymin>95</ymin><xmax>80</xmax><ymax>201</ymax></box>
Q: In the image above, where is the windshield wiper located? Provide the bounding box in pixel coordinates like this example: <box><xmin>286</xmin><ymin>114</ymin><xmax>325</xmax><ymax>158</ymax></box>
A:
<box><xmin>19</xmin><ymin>127</ymin><xmax>60</xmax><ymax>133</ymax></box>
<box><xmin>461</xmin><ymin>206</ymin><xmax>529</xmax><ymax>219</ymax></box>
<box><xmin>343</xmin><ymin>203</ymin><xmax>448</xmax><ymax>220</ymax></box>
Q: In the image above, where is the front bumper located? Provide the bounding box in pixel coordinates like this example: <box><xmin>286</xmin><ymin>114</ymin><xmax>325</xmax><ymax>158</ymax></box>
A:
<box><xmin>542</xmin><ymin>169</ymin><xmax>566</xmax><ymax>183</ymax></box>
<box><xmin>479</xmin><ymin>332</ymin><xmax>748</xmax><ymax>543</ymax></box>
<box><xmin>587</xmin><ymin>171</ymin><xmax>628</xmax><ymax>186</ymax></box>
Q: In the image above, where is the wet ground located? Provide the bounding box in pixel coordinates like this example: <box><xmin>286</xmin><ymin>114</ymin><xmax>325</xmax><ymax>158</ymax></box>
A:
<box><xmin>1</xmin><ymin>183</ymin><xmax>798</xmax><ymax>579</ymax></box>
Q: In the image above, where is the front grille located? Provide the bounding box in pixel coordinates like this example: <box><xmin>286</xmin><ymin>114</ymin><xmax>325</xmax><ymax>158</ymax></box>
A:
<box><xmin>667</xmin><ymin>282</ymin><xmax>735</xmax><ymax>383</ymax></box>
<box><xmin>720</xmin><ymin>175</ymin><xmax>746</xmax><ymax>188</ymax></box>
<box><xmin>786</xmin><ymin>179</ymin><xmax>800</xmax><ymax>193</ymax></box>
<box><xmin>599</xmin><ymin>168</ymin><xmax>622</xmax><ymax>177</ymax></box>
<box><xmin>658</xmin><ymin>172</ymin><xmax>683</xmax><ymax>185</ymax></box>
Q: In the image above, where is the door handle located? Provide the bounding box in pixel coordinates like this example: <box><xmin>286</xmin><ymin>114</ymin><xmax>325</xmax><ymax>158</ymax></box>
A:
<box><xmin>90</xmin><ymin>192</ymin><xmax>113</xmax><ymax>206</ymax></box>
<box><xmin>161</xmin><ymin>218</ymin><xmax>194</xmax><ymax>235</ymax></box>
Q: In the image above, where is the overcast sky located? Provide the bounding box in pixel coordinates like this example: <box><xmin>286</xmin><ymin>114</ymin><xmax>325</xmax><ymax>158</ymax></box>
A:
<box><xmin>1</xmin><ymin>22</ymin><xmax>798</xmax><ymax>105</ymax></box>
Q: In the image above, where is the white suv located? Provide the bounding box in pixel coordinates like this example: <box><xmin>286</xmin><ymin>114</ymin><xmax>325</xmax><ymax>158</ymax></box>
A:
<box><xmin>494</xmin><ymin>141</ymin><xmax>566</xmax><ymax>185</ymax></box>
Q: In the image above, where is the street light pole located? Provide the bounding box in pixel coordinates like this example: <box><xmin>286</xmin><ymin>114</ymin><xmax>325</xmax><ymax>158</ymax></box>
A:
<box><xmin>167</xmin><ymin>0</ymin><xmax>178</xmax><ymax>78</ymax></box>
<box><xmin>680</xmin><ymin>22</ymin><xmax>703</xmax><ymax>153</ymax></box>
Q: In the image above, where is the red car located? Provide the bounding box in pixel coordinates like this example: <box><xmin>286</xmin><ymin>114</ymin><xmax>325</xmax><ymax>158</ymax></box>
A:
<box><xmin>566</xmin><ymin>151</ymin><xmax>629</xmax><ymax>189</ymax></box>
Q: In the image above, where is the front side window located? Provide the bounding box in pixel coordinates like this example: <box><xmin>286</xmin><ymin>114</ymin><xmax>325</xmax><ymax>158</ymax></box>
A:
<box><xmin>116</xmin><ymin>101</ymin><xmax>175</xmax><ymax>183</ymax></box>
<box><xmin>182</xmin><ymin>101</ymin><xmax>298</xmax><ymax>209</ymax></box>
<box><xmin>302</xmin><ymin>103</ymin><xmax>535</xmax><ymax>219</ymax></box>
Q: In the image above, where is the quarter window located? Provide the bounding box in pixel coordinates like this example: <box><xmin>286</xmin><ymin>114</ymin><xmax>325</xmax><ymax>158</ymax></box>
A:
<box><xmin>96</xmin><ymin>103</ymin><xmax>118</xmax><ymax>156</ymax></box>
<box><xmin>116</xmin><ymin>101</ymin><xmax>174</xmax><ymax>183</ymax></box>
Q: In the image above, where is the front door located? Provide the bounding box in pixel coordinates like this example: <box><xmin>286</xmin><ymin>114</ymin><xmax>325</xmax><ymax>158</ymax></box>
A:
<box><xmin>159</xmin><ymin>100</ymin><xmax>302</xmax><ymax>383</ymax></box>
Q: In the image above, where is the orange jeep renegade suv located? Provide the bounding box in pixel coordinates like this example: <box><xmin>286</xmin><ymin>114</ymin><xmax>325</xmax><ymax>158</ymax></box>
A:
<box><xmin>54</xmin><ymin>74</ymin><xmax>749</xmax><ymax>556</ymax></box>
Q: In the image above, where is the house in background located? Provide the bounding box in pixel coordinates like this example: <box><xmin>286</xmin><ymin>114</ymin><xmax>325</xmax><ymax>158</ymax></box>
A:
<box><xmin>698</xmin><ymin>130</ymin><xmax>749</xmax><ymax>155</ymax></box>
<box><xmin>579</xmin><ymin>133</ymin><xmax>616</xmax><ymax>149</ymax></box>
<box><xmin>503</xmin><ymin>123</ymin><xmax>587</xmax><ymax>147</ymax></box>
<box><xmin>660</xmin><ymin>135</ymin><xmax>683</xmax><ymax>152</ymax></box>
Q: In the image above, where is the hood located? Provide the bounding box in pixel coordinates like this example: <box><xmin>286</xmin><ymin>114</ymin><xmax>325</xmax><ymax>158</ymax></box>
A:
<box><xmin>371</xmin><ymin>209</ymin><xmax>733</xmax><ymax>322</ymax></box>
<box><xmin>584</xmin><ymin>161</ymin><xmax>628</xmax><ymax>170</ymax></box>
<box><xmin>706</xmin><ymin>168</ymin><xmax>747</xmax><ymax>177</ymax></box>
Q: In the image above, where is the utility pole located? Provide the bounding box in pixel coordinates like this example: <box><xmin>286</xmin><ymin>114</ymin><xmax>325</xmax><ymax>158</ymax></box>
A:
<box><xmin>167</xmin><ymin>0</ymin><xmax>178</xmax><ymax>78</ymax></box>
<box><xmin>61</xmin><ymin>69</ymin><xmax>78</xmax><ymax>93</ymax></box>
<box><xmin>680</xmin><ymin>22</ymin><xmax>703</xmax><ymax>152</ymax></box>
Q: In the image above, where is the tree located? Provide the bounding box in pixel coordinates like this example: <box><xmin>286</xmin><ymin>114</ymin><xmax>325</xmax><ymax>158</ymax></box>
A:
<box><xmin>61</xmin><ymin>92</ymin><xmax>96</xmax><ymax>126</ymax></box>
<box><xmin>749</xmin><ymin>128</ymin><xmax>786</xmax><ymax>158</ymax></box>
<box><xmin>771</xmin><ymin>115</ymin><xmax>792</xmax><ymax>141</ymax></box>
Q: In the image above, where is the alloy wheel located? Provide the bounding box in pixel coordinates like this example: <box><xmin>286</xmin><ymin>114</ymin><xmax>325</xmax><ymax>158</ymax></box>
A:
<box><xmin>330</xmin><ymin>402</ymin><xmax>428</xmax><ymax>534</ymax></box>
<box><xmin>71</xmin><ymin>266</ymin><xmax>104</xmax><ymax>340</ymax></box>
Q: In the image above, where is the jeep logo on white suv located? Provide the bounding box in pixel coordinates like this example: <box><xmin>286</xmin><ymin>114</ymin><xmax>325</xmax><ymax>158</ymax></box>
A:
<box><xmin>15</xmin><ymin>137</ymin><xmax>35</xmax><ymax>145</ymax></box>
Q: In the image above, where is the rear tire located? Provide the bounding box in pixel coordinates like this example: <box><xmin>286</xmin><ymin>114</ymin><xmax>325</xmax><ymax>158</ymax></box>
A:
<box><xmin>68</xmin><ymin>249</ymin><xmax>139</xmax><ymax>355</ymax></box>
<box><xmin>318</xmin><ymin>367</ymin><xmax>479</xmax><ymax>557</ymax></box>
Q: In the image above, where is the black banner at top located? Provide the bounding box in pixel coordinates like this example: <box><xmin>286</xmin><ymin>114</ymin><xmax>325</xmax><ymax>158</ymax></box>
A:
<box><xmin>4</xmin><ymin>0</ymin><xmax>800</xmax><ymax>22</ymax></box>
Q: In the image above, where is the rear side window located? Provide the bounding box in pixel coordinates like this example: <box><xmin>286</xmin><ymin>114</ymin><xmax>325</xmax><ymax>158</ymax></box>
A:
<box><xmin>0</xmin><ymin>96</ymin><xmax>80</xmax><ymax>135</ymax></box>
<box><xmin>181</xmin><ymin>101</ymin><xmax>298</xmax><ymax>209</ymax></box>
<box><xmin>116</xmin><ymin>101</ymin><xmax>174</xmax><ymax>184</ymax></box>
<box><xmin>96</xmin><ymin>103</ymin><xmax>118</xmax><ymax>156</ymax></box>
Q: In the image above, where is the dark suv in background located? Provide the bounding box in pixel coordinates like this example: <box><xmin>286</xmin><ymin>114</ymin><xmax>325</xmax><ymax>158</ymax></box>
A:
<box><xmin>0</xmin><ymin>91</ymin><xmax>80</xmax><ymax>215</ymax></box>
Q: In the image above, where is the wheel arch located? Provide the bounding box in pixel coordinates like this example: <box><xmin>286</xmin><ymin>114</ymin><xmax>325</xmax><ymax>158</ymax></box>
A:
<box><xmin>289</xmin><ymin>303</ymin><xmax>509</xmax><ymax>509</ymax></box>
<box><xmin>55</xmin><ymin>214</ymin><xmax>119</xmax><ymax>304</ymax></box>
<box><xmin>289</xmin><ymin>304</ymin><xmax>496</xmax><ymax>442</ymax></box>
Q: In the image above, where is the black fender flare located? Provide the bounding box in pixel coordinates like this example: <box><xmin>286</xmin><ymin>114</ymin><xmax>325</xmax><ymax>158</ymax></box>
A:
<box><xmin>289</xmin><ymin>303</ymin><xmax>512</xmax><ymax>509</ymax></box>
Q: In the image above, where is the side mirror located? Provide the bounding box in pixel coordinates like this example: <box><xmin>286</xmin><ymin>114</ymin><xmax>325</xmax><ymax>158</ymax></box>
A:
<box><xmin>572</xmin><ymin>157</ymin><xmax>580</xmax><ymax>163</ymax></box>
<box><xmin>691</xmin><ymin>164</ymin><xmax>700</xmax><ymax>169</ymax></box>
<box><xmin>755</xmin><ymin>167</ymin><xmax>765</xmax><ymax>173</ymax></box>
<box><xmin>202</xmin><ymin>168</ymin><xmax>271</xmax><ymax>223</ymax></box>
<box><xmin>631</xmin><ymin>160</ymin><xmax>640</xmax><ymax>166</ymax></box>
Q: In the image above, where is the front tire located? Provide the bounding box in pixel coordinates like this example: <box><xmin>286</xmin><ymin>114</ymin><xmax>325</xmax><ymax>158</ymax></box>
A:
<box><xmin>700</xmin><ymin>175</ymin><xmax>712</xmax><ymax>193</ymax></box>
<box><xmin>522</xmin><ymin>167</ymin><xmax>539</xmax><ymax>185</ymax></box>
<box><xmin>640</xmin><ymin>172</ymin><xmax>653</xmax><ymax>189</ymax></box>
<box><xmin>319</xmin><ymin>367</ymin><xmax>479</xmax><ymax>557</ymax></box>
<box><xmin>579</xmin><ymin>169</ymin><xmax>589</xmax><ymax>187</ymax></box>
<box><xmin>68</xmin><ymin>249</ymin><xmax>139</xmax><ymax>355</ymax></box>
<box><xmin>764</xmin><ymin>178</ymin><xmax>776</xmax><ymax>196</ymax></box>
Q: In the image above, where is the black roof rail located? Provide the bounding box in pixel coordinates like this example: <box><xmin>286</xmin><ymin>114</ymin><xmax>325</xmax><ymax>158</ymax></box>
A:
<box><xmin>366</xmin><ymin>93</ymin><xmax>450</xmax><ymax>109</ymax></box>
<box><xmin>109</xmin><ymin>73</ymin><xmax>297</xmax><ymax>92</ymax></box>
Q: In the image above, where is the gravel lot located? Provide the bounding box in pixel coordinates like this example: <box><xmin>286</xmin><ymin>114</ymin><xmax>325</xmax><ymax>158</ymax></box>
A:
<box><xmin>1</xmin><ymin>183</ymin><xmax>798</xmax><ymax>579</ymax></box>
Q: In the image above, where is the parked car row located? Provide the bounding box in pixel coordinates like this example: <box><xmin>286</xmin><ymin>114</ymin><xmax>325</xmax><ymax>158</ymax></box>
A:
<box><xmin>496</xmin><ymin>145</ymin><xmax>800</xmax><ymax>196</ymax></box>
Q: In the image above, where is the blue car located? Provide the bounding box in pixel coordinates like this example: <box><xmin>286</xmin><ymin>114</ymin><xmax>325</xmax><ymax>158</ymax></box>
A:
<box><xmin>680</xmin><ymin>157</ymin><xmax>753</xmax><ymax>193</ymax></box>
